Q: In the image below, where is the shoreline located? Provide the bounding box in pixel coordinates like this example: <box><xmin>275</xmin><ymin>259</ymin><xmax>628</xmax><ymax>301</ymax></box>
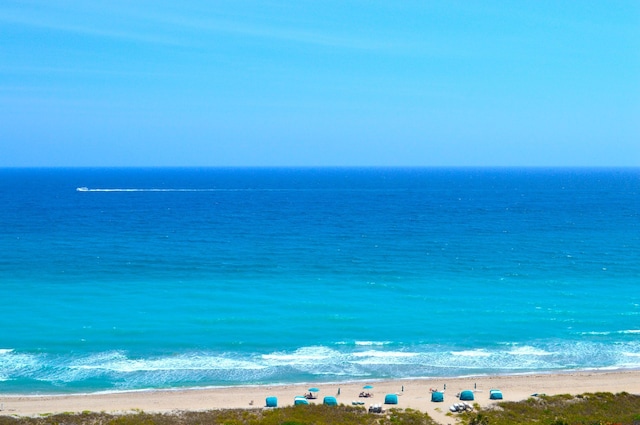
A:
<box><xmin>2</xmin><ymin>367</ymin><xmax>637</xmax><ymax>398</ymax></box>
<box><xmin>2</xmin><ymin>370</ymin><xmax>640</xmax><ymax>425</ymax></box>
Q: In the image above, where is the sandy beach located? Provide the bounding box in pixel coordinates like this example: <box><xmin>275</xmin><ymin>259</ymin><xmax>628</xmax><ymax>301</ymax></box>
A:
<box><xmin>2</xmin><ymin>370</ymin><xmax>640</xmax><ymax>424</ymax></box>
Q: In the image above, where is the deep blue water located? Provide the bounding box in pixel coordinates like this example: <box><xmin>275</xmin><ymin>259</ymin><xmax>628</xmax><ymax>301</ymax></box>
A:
<box><xmin>1</xmin><ymin>167</ymin><xmax>639</xmax><ymax>394</ymax></box>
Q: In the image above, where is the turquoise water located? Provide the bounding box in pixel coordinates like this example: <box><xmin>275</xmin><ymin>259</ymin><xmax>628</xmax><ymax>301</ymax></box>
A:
<box><xmin>1</xmin><ymin>167</ymin><xmax>639</xmax><ymax>394</ymax></box>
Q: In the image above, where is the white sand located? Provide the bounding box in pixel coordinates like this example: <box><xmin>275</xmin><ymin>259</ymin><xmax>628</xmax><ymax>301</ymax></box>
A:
<box><xmin>2</xmin><ymin>370</ymin><xmax>640</xmax><ymax>425</ymax></box>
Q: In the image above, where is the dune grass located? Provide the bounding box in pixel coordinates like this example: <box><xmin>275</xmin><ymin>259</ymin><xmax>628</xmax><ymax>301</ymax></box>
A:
<box><xmin>461</xmin><ymin>392</ymin><xmax>640</xmax><ymax>425</ymax></box>
<box><xmin>0</xmin><ymin>405</ymin><xmax>437</xmax><ymax>425</ymax></box>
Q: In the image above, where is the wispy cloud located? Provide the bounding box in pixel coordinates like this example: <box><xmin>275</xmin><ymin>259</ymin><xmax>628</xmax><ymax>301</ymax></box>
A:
<box><xmin>159</xmin><ymin>14</ymin><xmax>396</xmax><ymax>51</ymax></box>
<box><xmin>0</xmin><ymin>2</ymin><xmax>438</xmax><ymax>55</ymax></box>
<box><xmin>0</xmin><ymin>7</ymin><xmax>188</xmax><ymax>46</ymax></box>
<box><xmin>0</xmin><ymin>64</ymin><xmax>183</xmax><ymax>80</ymax></box>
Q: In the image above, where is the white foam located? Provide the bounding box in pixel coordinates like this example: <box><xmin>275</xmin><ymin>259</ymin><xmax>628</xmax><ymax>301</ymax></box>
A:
<box><xmin>69</xmin><ymin>352</ymin><xmax>265</xmax><ymax>373</ymax></box>
<box><xmin>355</xmin><ymin>341</ymin><xmax>391</xmax><ymax>346</ymax></box>
<box><xmin>0</xmin><ymin>349</ymin><xmax>14</xmax><ymax>355</ymax></box>
<box><xmin>0</xmin><ymin>350</ymin><xmax>39</xmax><ymax>367</ymax></box>
<box><xmin>451</xmin><ymin>350</ymin><xmax>491</xmax><ymax>358</ymax></box>
<box><xmin>507</xmin><ymin>346</ymin><xmax>554</xmax><ymax>356</ymax></box>
<box><xmin>352</xmin><ymin>350</ymin><xmax>417</xmax><ymax>358</ymax></box>
<box><xmin>261</xmin><ymin>346</ymin><xmax>338</xmax><ymax>364</ymax></box>
<box><xmin>261</xmin><ymin>353</ymin><xmax>328</xmax><ymax>362</ymax></box>
<box><xmin>4</xmin><ymin>341</ymin><xmax>640</xmax><ymax>390</ymax></box>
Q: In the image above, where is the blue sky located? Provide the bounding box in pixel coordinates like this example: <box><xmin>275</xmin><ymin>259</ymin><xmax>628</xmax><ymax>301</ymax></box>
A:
<box><xmin>1</xmin><ymin>1</ymin><xmax>638</xmax><ymax>167</ymax></box>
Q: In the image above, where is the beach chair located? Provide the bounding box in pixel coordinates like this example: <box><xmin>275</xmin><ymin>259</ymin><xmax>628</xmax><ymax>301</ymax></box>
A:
<box><xmin>368</xmin><ymin>403</ymin><xmax>383</xmax><ymax>413</ymax></box>
<box><xmin>294</xmin><ymin>396</ymin><xmax>309</xmax><ymax>405</ymax></box>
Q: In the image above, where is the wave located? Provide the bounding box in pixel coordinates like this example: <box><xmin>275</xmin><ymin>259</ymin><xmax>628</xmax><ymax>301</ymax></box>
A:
<box><xmin>70</xmin><ymin>352</ymin><xmax>265</xmax><ymax>373</ymax></box>
<box><xmin>261</xmin><ymin>346</ymin><xmax>336</xmax><ymax>364</ymax></box>
<box><xmin>577</xmin><ymin>329</ymin><xmax>640</xmax><ymax>336</ymax></box>
<box><xmin>450</xmin><ymin>350</ymin><xmax>492</xmax><ymax>358</ymax></box>
<box><xmin>352</xmin><ymin>350</ymin><xmax>417</xmax><ymax>358</ymax></box>
<box><xmin>506</xmin><ymin>346</ymin><xmax>555</xmax><ymax>356</ymax></box>
<box><xmin>2</xmin><ymin>341</ymin><xmax>640</xmax><ymax>394</ymax></box>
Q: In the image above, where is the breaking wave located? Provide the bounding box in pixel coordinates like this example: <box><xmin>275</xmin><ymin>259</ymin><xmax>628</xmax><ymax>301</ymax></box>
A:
<box><xmin>1</xmin><ymin>341</ymin><xmax>639</xmax><ymax>394</ymax></box>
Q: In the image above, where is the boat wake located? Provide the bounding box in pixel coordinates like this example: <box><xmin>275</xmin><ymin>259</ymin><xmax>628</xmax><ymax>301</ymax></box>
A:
<box><xmin>75</xmin><ymin>188</ymin><xmax>293</xmax><ymax>192</ymax></box>
<box><xmin>77</xmin><ymin>188</ymin><xmax>224</xmax><ymax>192</ymax></box>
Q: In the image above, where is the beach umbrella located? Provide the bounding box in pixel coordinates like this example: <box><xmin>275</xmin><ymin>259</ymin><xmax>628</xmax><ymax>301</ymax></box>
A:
<box><xmin>308</xmin><ymin>387</ymin><xmax>320</xmax><ymax>393</ymax></box>
<box><xmin>363</xmin><ymin>385</ymin><xmax>374</xmax><ymax>389</ymax></box>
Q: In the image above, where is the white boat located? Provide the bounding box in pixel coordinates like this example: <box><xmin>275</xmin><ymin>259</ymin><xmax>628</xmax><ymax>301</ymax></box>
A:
<box><xmin>76</xmin><ymin>187</ymin><xmax>89</xmax><ymax>192</ymax></box>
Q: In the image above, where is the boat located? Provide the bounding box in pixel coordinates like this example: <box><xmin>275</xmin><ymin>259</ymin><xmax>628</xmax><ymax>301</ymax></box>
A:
<box><xmin>76</xmin><ymin>187</ymin><xmax>89</xmax><ymax>192</ymax></box>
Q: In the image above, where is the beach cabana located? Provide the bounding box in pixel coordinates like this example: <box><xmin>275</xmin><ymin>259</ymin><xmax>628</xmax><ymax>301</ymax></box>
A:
<box><xmin>323</xmin><ymin>396</ymin><xmax>338</xmax><ymax>406</ymax></box>
<box><xmin>431</xmin><ymin>391</ymin><xmax>444</xmax><ymax>402</ymax></box>
<box><xmin>459</xmin><ymin>390</ymin><xmax>474</xmax><ymax>401</ymax></box>
<box><xmin>384</xmin><ymin>394</ymin><xmax>398</xmax><ymax>405</ymax></box>
<box><xmin>489</xmin><ymin>389</ymin><xmax>503</xmax><ymax>400</ymax></box>
<box><xmin>294</xmin><ymin>396</ymin><xmax>309</xmax><ymax>405</ymax></box>
<box><xmin>265</xmin><ymin>396</ymin><xmax>277</xmax><ymax>407</ymax></box>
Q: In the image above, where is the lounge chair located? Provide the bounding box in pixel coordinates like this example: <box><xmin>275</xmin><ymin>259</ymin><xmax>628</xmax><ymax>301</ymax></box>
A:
<box><xmin>294</xmin><ymin>396</ymin><xmax>309</xmax><ymax>405</ymax></box>
<box><xmin>368</xmin><ymin>403</ymin><xmax>383</xmax><ymax>413</ymax></box>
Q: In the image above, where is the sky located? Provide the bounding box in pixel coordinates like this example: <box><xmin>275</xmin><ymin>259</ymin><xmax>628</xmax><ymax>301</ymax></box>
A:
<box><xmin>1</xmin><ymin>1</ymin><xmax>638</xmax><ymax>167</ymax></box>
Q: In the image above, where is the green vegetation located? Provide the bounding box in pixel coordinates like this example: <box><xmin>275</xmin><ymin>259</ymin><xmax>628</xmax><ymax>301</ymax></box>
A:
<box><xmin>0</xmin><ymin>405</ymin><xmax>437</xmax><ymax>425</ymax></box>
<box><xmin>1</xmin><ymin>392</ymin><xmax>639</xmax><ymax>425</ymax></box>
<box><xmin>460</xmin><ymin>392</ymin><xmax>640</xmax><ymax>425</ymax></box>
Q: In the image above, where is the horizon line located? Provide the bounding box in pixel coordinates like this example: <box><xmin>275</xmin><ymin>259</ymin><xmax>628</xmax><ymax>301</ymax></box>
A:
<box><xmin>1</xmin><ymin>165</ymin><xmax>639</xmax><ymax>170</ymax></box>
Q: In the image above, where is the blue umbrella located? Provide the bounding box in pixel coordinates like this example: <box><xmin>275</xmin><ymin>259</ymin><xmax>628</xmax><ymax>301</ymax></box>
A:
<box><xmin>363</xmin><ymin>385</ymin><xmax>374</xmax><ymax>389</ymax></box>
<box><xmin>308</xmin><ymin>387</ymin><xmax>320</xmax><ymax>393</ymax></box>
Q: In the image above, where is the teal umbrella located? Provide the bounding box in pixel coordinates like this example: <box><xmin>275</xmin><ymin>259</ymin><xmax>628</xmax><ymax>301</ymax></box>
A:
<box><xmin>363</xmin><ymin>385</ymin><xmax>374</xmax><ymax>389</ymax></box>
<box><xmin>308</xmin><ymin>387</ymin><xmax>320</xmax><ymax>393</ymax></box>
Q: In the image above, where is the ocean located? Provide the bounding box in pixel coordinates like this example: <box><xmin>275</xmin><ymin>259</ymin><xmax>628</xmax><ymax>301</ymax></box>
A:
<box><xmin>0</xmin><ymin>167</ymin><xmax>639</xmax><ymax>394</ymax></box>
